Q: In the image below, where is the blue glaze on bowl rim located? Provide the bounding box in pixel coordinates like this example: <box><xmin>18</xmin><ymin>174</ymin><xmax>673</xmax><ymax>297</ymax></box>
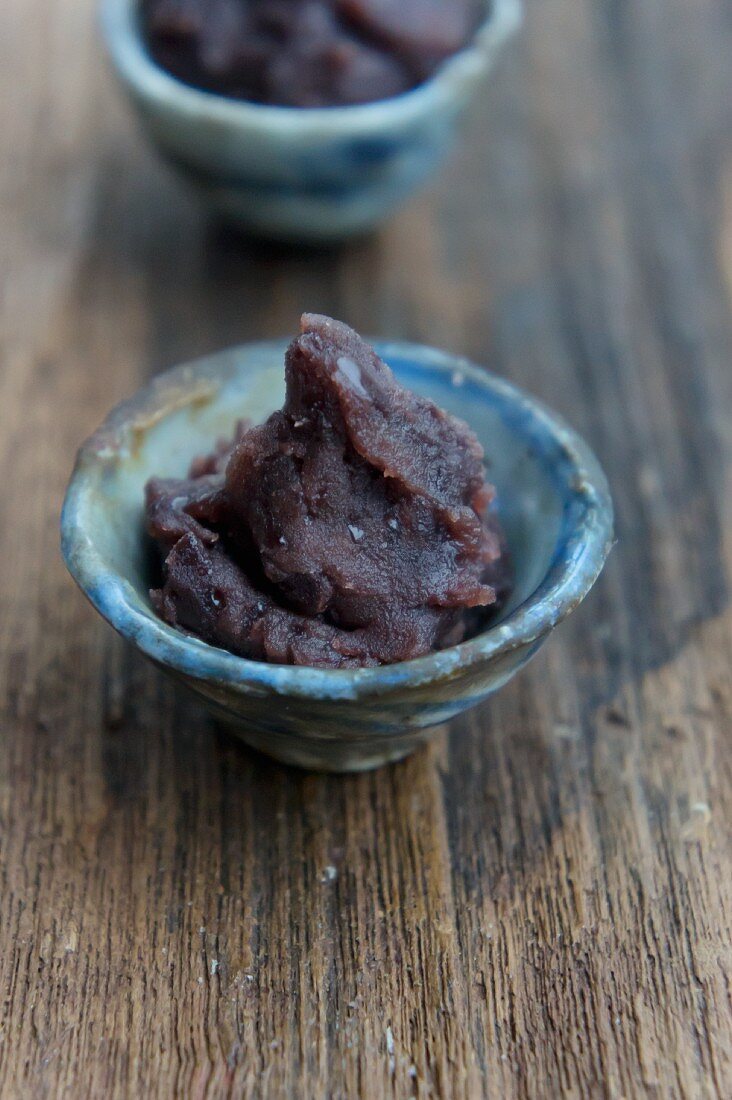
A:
<box><xmin>61</xmin><ymin>341</ymin><xmax>614</xmax><ymax>703</ymax></box>
<box><xmin>100</xmin><ymin>0</ymin><xmax>523</xmax><ymax>133</ymax></box>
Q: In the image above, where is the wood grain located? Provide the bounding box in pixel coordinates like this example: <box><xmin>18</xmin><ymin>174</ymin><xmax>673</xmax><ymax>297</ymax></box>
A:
<box><xmin>1</xmin><ymin>0</ymin><xmax>731</xmax><ymax>1096</ymax></box>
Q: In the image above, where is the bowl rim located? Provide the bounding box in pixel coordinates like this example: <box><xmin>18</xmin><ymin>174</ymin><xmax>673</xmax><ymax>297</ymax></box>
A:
<box><xmin>100</xmin><ymin>0</ymin><xmax>523</xmax><ymax>134</ymax></box>
<box><xmin>61</xmin><ymin>339</ymin><xmax>614</xmax><ymax>702</ymax></box>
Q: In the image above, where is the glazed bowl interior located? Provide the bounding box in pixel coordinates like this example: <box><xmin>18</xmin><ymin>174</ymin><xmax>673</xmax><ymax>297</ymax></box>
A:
<box><xmin>68</xmin><ymin>340</ymin><xmax>607</xmax><ymax>689</ymax></box>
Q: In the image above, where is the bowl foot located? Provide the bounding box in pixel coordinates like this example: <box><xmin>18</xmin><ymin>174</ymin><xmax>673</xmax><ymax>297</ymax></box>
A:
<box><xmin>217</xmin><ymin>720</ymin><xmax>432</xmax><ymax>773</ymax></box>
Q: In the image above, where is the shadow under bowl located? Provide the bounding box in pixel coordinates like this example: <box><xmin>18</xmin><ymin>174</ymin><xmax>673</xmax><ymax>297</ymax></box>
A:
<box><xmin>100</xmin><ymin>0</ymin><xmax>522</xmax><ymax>242</ymax></box>
<box><xmin>61</xmin><ymin>341</ymin><xmax>613</xmax><ymax>771</ymax></box>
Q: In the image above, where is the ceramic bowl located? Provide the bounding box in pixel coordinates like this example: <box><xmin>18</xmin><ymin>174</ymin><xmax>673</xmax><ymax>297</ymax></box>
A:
<box><xmin>61</xmin><ymin>340</ymin><xmax>613</xmax><ymax>771</ymax></box>
<box><xmin>100</xmin><ymin>0</ymin><xmax>522</xmax><ymax>242</ymax></box>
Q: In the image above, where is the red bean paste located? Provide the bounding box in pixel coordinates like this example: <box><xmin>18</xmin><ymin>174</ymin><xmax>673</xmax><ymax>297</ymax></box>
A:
<box><xmin>146</xmin><ymin>315</ymin><xmax>510</xmax><ymax>667</ymax></box>
<box><xmin>141</xmin><ymin>0</ymin><xmax>482</xmax><ymax>107</ymax></box>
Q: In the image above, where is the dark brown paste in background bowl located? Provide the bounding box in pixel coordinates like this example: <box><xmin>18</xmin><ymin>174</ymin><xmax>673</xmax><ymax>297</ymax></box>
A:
<box><xmin>141</xmin><ymin>0</ymin><xmax>484</xmax><ymax>107</ymax></box>
<box><xmin>145</xmin><ymin>316</ymin><xmax>511</xmax><ymax>668</ymax></box>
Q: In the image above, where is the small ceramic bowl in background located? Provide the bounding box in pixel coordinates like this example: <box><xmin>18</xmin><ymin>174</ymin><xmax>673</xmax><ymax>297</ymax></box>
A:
<box><xmin>61</xmin><ymin>341</ymin><xmax>613</xmax><ymax>772</ymax></box>
<box><xmin>100</xmin><ymin>0</ymin><xmax>522</xmax><ymax>242</ymax></box>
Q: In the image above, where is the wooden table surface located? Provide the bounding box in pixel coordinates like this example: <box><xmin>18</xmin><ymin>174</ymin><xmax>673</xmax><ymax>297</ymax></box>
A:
<box><xmin>2</xmin><ymin>0</ymin><xmax>731</xmax><ymax>1096</ymax></box>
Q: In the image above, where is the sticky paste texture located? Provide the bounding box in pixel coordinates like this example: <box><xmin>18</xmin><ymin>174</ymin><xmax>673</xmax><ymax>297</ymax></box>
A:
<box><xmin>142</xmin><ymin>0</ymin><xmax>481</xmax><ymax>107</ymax></box>
<box><xmin>146</xmin><ymin>315</ymin><xmax>510</xmax><ymax>667</ymax></box>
